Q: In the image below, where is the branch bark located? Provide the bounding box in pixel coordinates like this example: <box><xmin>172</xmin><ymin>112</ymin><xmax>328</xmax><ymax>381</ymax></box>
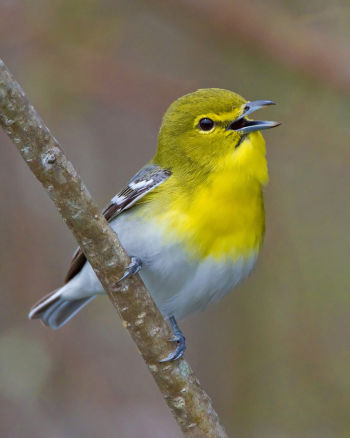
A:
<box><xmin>0</xmin><ymin>58</ymin><xmax>228</xmax><ymax>438</ymax></box>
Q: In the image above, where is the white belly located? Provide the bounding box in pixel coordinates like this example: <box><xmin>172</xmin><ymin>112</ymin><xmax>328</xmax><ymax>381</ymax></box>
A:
<box><xmin>63</xmin><ymin>210</ymin><xmax>258</xmax><ymax>320</ymax></box>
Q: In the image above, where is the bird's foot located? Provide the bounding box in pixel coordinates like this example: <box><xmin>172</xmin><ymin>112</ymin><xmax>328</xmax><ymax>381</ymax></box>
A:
<box><xmin>160</xmin><ymin>316</ymin><xmax>186</xmax><ymax>362</ymax></box>
<box><xmin>118</xmin><ymin>256</ymin><xmax>142</xmax><ymax>282</ymax></box>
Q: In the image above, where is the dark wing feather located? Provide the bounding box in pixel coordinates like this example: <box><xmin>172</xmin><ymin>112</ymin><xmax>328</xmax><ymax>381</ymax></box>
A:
<box><xmin>64</xmin><ymin>165</ymin><xmax>171</xmax><ymax>283</ymax></box>
<box><xmin>64</xmin><ymin>248</ymin><xmax>87</xmax><ymax>283</ymax></box>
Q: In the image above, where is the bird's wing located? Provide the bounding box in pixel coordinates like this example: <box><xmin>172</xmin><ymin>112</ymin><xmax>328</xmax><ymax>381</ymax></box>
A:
<box><xmin>64</xmin><ymin>164</ymin><xmax>171</xmax><ymax>283</ymax></box>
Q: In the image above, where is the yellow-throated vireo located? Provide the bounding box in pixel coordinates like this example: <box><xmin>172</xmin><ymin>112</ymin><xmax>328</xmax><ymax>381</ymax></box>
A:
<box><xmin>29</xmin><ymin>88</ymin><xmax>280</xmax><ymax>361</ymax></box>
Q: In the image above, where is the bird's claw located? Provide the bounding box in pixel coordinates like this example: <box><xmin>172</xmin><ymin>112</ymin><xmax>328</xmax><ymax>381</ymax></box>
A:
<box><xmin>118</xmin><ymin>256</ymin><xmax>142</xmax><ymax>282</ymax></box>
<box><xmin>160</xmin><ymin>316</ymin><xmax>186</xmax><ymax>362</ymax></box>
<box><xmin>160</xmin><ymin>334</ymin><xmax>186</xmax><ymax>362</ymax></box>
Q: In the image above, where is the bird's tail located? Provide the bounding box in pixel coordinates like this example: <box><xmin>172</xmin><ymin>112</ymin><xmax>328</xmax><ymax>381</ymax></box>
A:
<box><xmin>28</xmin><ymin>289</ymin><xmax>96</xmax><ymax>330</ymax></box>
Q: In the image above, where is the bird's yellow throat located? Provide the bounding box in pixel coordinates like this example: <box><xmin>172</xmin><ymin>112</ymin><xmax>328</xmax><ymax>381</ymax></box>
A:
<box><xmin>141</xmin><ymin>131</ymin><xmax>268</xmax><ymax>261</ymax></box>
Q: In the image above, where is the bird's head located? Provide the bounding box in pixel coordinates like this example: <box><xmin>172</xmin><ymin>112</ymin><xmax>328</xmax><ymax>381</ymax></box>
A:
<box><xmin>154</xmin><ymin>88</ymin><xmax>279</xmax><ymax>185</ymax></box>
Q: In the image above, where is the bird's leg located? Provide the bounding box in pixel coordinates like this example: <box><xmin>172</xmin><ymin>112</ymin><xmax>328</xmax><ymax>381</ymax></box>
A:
<box><xmin>118</xmin><ymin>256</ymin><xmax>142</xmax><ymax>282</ymax></box>
<box><xmin>160</xmin><ymin>316</ymin><xmax>186</xmax><ymax>362</ymax></box>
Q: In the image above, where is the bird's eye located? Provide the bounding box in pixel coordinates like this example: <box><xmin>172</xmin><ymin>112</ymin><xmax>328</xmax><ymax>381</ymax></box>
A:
<box><xmin>199</xmin><ymin>118</ymin><xmax>214</xmax><ymax>131</ymax></box>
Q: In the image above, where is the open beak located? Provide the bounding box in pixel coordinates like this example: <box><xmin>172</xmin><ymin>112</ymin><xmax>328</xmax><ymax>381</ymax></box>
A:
<box><xmin>227</xmin><ymin>100</ymin><xmax>280</xmax><ymax>133</ymax></box>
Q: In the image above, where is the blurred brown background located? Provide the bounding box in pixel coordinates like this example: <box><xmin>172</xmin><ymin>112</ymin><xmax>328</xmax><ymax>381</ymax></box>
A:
<box><xmin>1</xmin><ymin>1</ymin><xmax>350</xmax><ymax>437</ymax></box>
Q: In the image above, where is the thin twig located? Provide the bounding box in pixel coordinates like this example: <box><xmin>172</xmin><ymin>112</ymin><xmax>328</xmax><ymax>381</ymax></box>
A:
<box><xmin>0</xmin><ymin>58</ymin><xmax>228</xmax><ymax>438</ymax></box>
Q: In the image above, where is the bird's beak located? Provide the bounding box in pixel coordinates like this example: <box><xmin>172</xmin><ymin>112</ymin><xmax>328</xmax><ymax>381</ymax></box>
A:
<box><xmin>227</xmin><ymin>100</ymin><xmax>280</xmax><ymax>133</ymax></box>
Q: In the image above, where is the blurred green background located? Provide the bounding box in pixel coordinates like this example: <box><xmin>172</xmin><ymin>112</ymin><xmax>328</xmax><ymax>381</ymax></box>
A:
<box><xmin>1</xmin><ymin>1</ymin><xmax>350</xmax><ymax>437</ymax></box>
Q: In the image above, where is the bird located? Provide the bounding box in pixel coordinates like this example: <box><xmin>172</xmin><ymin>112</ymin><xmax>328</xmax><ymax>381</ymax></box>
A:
<box><xmin>29</xmin><ymin>88</ymin><xmax>280</xmax><ymax>361</ymax></box>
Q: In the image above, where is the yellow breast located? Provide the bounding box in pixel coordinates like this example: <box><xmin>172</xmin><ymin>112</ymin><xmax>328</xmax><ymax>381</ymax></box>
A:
<box><xmin>140</xmin><ymin>132</ymin><xmax>268</xmax><ymax>261</ymax></box>
<box><xmin>143</xmin><ymin>173</ymin><xmax>265</xmax><ymax>261</ymax></box>
<box><xmin>180</xmin><ymin>173</ymin><xmax>265</xmax><ymax>259</ymax></box>
<box><xmin>167</xmin><ymin>176</ymin><xmax>265</xmax><ymax>260</ymax></box>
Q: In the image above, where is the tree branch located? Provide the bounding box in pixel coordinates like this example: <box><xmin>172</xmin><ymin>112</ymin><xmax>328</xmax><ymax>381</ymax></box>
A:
<box><xmin>0</xmin><ymin>58</ymin><xmax>228</xmax><ymax>438</ymax></box>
